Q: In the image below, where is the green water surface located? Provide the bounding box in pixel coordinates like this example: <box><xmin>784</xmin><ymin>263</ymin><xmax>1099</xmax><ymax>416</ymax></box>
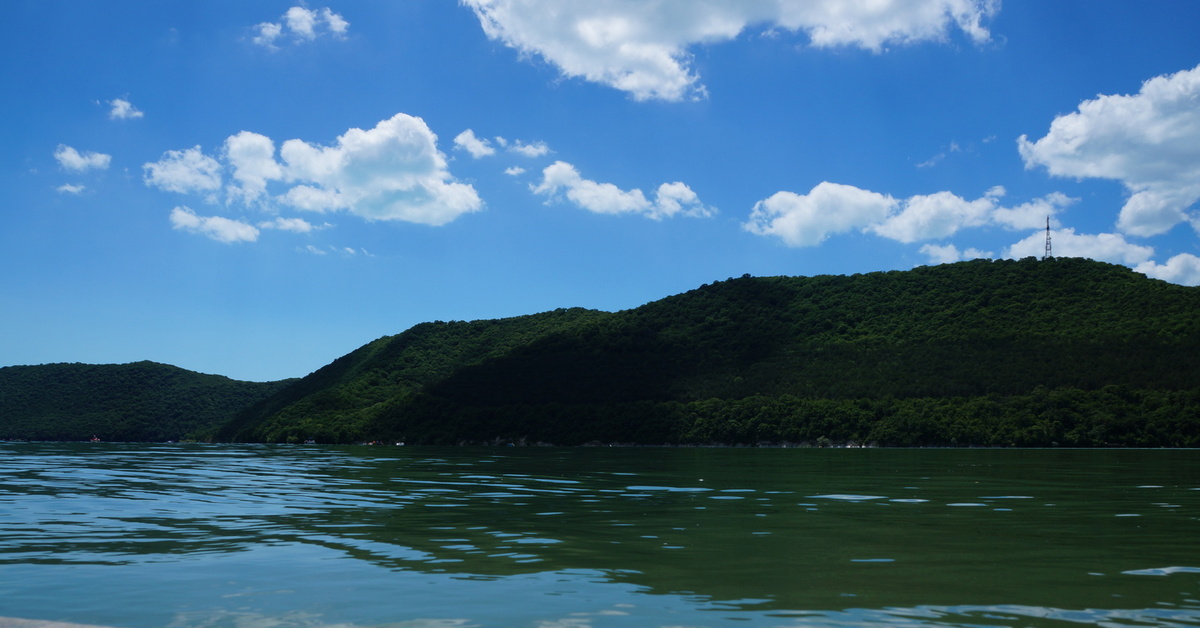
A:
<box><xmin>0</xmin><ymin>443</ymin><xmax>1197</xmax><ymax>627</ymax></box>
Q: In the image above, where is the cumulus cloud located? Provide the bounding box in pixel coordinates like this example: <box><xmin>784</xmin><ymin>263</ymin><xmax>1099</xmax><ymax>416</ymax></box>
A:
<box><xmin>1018</xmin><ymin>63</ymin><xmax>1200</xmax><ymax>237</ymax></box>
<box><xmin>746</xmin><ymin>182</ymin><xmax>1075</xmax><ymax>247</ymax></box>
<box><xmin>745</xmin><ymin>182</ymin><xmax>895</xmax><ymax>246</ymax></box>
<box><xmin>870</xmin><ymin>189</ymin><xmax>999</xmax><ymax>243</ymax></box>
<box><xmin>54</xmin><ymin>145</ymin><xmax>111</xmax><ymax>172</ymax></box>
<box><xmin>56</xmin><ymin>183</ymin><xmax>86</xmax><ymax>194</ymax></box>
<box><xmin>453</xmin><ymin>129</ymin><xmax>497</xmax><ymax>158</ymax></box>
<box><xmin>1004</xmin><ymin>228</ymin><xmax>1154</xmax><ymax>265</ymax></box>
<box><xmin>278</xmin><ymin>113</ymin><xmax>483</xmax><ymax>225</ymax></box>
<box><xmin>253</xmin><ymin>6</ymin><xmax>349</xmax><ymax>49</ymax></box>
<box><xmin>108</xmin><ymin>98</ymin><xmax>143</xmax><ymax>120</ymax></box>
<box><xmin>224</xmin><ymin>131</ymin><xmax>284</xmax><ymax>205</ymax></box>
<box><xmin>1135</xmin><ymin>254</ymin><xmax>1200</xmax><ymax>286</ymax></box>
<box><xmin>143</xmin><ymin>146</ymin><xmax>223</xmax><ymax>195</ymax></box>
<box><xmin>463</xmin><ymin>0</ymin><xmax>998</xmax><ymax>101</ymax></box>
<box><xmin>169</xmin><ymin>206</ymin><xmax>259</xmax><ymax>243</ymax></box>
<box><xmin>253</xmin><ymin>22</ymin><xmax>283</xmax><ymax>48</ymax></box>
<box><xmin>532</xmin><ymin>160</ymin><xmax>713</xmax><ymax>219</ymax></box>
<box><xmin>505</xmin><ymin>166</ymin><xmax>526</xmax><ymax>176</ymax></box>
<box><xmin>509</xmin><ymin>140</ymin><xmax>550</xmax><ymax>157</ymax></box>
<box><xmin>146</xmin><ymin>113</ymin><xmax>482</xmax><ymax>227</ymax></box>
<box><xmin>991</xmin><ymin>191</ymin><xmax>1077</xmax><ymax>230</ymax></box>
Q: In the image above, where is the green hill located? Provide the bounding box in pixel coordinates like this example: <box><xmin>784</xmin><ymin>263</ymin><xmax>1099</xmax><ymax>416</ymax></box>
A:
<box><xmin>222</xmin><ymin>258</ymin><xmax>1200</xmax><ymax>447</ymax></box>
<box><xmin>216</xmin><ymin>307</ymin><xmax>611</xmax><ymax>443</ymax></box>
<box><xmin>0</xmin><ymin>361</ymin><xmax>290</xmax><ymax>442</ymax></box>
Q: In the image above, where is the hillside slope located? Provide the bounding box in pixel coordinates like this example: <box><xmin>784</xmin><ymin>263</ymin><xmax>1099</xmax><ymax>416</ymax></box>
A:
<box><xmin>222</xmin><ymin>258</ymin><xmax>1200</xmax><ymax>447</ymax></box>
<box><xmin>217</xmin><ymin>307</ymin><xmax>611</xmax><ymax>443</ymax></box>
<box><xmin>0</xmin><ymin>361</ymin><xmax>290</xmax><ymax>441</ymax></box>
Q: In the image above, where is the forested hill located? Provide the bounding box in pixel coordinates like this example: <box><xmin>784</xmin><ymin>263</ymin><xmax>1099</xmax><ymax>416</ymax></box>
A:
<box><xmin>215</xmin><ymin>307</ymin><xmax>611</xmax><ymax>443</ymax></box>
<box><xmin>222</xmin><ymin>257</ymin><xmax>1200</xmax><ymax>447</ymax></box>
<box><xmin>0</xmin><ymin>362</ymin><xmax>290</xmax><ymax>441</ymax></box>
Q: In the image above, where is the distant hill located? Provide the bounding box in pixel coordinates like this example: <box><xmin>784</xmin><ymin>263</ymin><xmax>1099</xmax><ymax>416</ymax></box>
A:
<box><xmin>0</xmin><ymin>361</ymin><xmax>290</xmax><ymax>442</ymax></box>
<box><xmin>220</xmin><ymin>258</ymin><xmax>1200</xmax><ymax>447</ymax></box>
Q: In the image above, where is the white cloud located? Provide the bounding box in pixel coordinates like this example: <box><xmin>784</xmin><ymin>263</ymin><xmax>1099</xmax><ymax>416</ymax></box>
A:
<box><xmin>258</xmin><ymin>217</ymin><xmax>316</xmax><ymax>233</ymax></box>
<box><xmin>56</xmin><ymin>183</ymin><xmax>86</xmax><ymax>194</ymax></box>
<box><xmin>143</xmin><ymin>146</ymin><xmax>223</xmax><ymax>195</ymax></box>
<box><xmin>1004</xmin><ymin>228</ymin><xmax>1154</xmax><ymax>265</ymax></box>
<box><xmin>282</xmin><ymin>184</ymin><xmax>346</xmax><ymax>212</ymax></box>
<box><xmin>278</xmin><ymin>113</ymin><xmax>483</xmax><ymax>225</ymax></box>
<box><xmin>144</xmin><ymin>113</ymin><xmax>479</xmax><ymax>227</ymax></box>
<box><xmin>463</xmin><ymin>0</ymin><xmax>997</xmax><ymax>101</ymax></box>
<box><xmin>916</xmin><ymin>141</ymin><xmax>961</xmax><ymax>168</ymax></box>
<box><xmin>253</xmin><ymin>22</ymin><xmax>284</xmax><ymax>48</ymax></box>
<box><xmin>224</xmin><ymin>131</ymin><xmax>284</xmax><ymax>205</ymax></box>
<box><xmin>108</xmin><ymin>98</ymin><xmax>143</xmax><ymax>120</ymax></box>
<box><xmin>745</xmin><ymin>182</ymin><xmax>896</xmax><ymax>246</ymax></box>
<box><xmin>301</xmin><ymin>244</ymin><xmax>371</xmax><ymax>257</ymax></box>
<box><xmin>1135</xmin><ymin>254</ymin><xmax>1200</xmax><ymax>286</ymax></box>
<box><xmin>453</xmin><ymin>129</ymin><xmax>496</xmax><ymax>158</ymax></box>
<box><xmin>285</xmin><ymin>6</ymin><xmax>319</xmax><ymax>39</ymax></box>
<box><xmin>653</xmin><ymin>181</ymin><xmax>715</xmax><ymax>218</ymax></box>
<box><xmin>169</xmin><ymin>206</ymin><xmax>259</xmax><ymax>243</ymax></box>
<box><xmin>253</xmin><ymin>6</ymin><xmax>349</xmax><ymax>49</ymax></box>
<box><xmin>991</xmin><ymin>191</ymin><xmax>1077</xmax><ymax>230</ymax></box>
<box><xmin>532</xmin><ymin>160</ymin><xmax>712</xmax><ymax>219</ymax></box>
<box><xmin>920</xmin><ymin>243</ymin><xmax>993</xmax><ymax>264</ymax></box>
<box><xmin>510</xmin><ymin>140</ymin><xmax>550</xmax><ymax>157</ymax></box>
<box><xmin>747</xmin><ymin>182</ymin><xmax>1075</xmax><ymax>247</ymax></box>
<box><xmin>322</xmin><ymin>8</ymin><xmax>349</xmax><ymax>36</ymax></box>
<box><xmin>870</xmin><ymin>189</ymin><xmax>997</xmax><ymax>243</ymax></box>
<box><xmin>454</xmin><ymin>130</ymin><xmax>550</xmax><ymax>159</ymax></box>
<box><xmin>54</xmin><ymin>145</ymin><xmax>111</xmax><ymax>172</ymax></box>
<box><xmin>505</xmin><ymin>166</ymin><xmax>526</xmax><ymax>176</ymax></box>
<box><xmin>1018</xmin><ymin>62</ymin><xmax>1200</xmax><ymax>237</ymax></box>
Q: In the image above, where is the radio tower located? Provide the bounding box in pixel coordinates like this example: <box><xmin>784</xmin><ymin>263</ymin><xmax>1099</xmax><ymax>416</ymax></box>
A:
<box><xmin>1043</xmin><ymin>216</ymin><xmax>1052</xmax><ymax>260</ymax></box>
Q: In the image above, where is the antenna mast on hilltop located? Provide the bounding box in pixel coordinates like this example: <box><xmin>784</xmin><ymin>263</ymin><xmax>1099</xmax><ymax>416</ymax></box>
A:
<box><xmin>1043</xmin><ymin>216</ymin><xmax>1052</xmax><ymax>260</ymax></box>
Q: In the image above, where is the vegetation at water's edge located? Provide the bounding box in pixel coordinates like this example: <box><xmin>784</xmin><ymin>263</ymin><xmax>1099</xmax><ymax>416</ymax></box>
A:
<box><xmin>220</xmin><ymin>258</ymin><xmax>1200</xmax><ymax>447</ymax></box>
<box><xmin>0</xmin><ymin>361</ymin><xmax>290</xmax><ymax>441</ymax></box>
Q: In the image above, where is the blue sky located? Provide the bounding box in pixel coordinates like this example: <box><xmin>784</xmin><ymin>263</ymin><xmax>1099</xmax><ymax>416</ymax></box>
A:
<box><xmin>4</xmin><ymin>1</ymin><xmax>1200</xmax><ymax>382</ymax></box>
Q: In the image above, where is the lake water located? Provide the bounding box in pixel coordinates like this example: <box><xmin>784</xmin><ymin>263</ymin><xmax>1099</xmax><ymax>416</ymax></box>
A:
<box><xmin>0</xmin><ymin>444</ymin><xmax>1197</xmax><ymax>628</ymax></box>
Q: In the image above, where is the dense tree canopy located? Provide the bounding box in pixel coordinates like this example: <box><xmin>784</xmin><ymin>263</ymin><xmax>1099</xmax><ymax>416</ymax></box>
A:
<box><xmin>0</xmin><ymin>361</ymin><xmax>289</xmax><ymax>441</ymax></box>
<box><xmin>218</xmin><ymin>258</ymin><xmax>1200</xmax><ymax>447</ymax></box>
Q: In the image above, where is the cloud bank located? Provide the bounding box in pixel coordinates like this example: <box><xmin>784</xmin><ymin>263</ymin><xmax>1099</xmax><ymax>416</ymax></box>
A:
<box><xmin>744</xmin><ymin>182</ymin><xmax>1073</xmax><ymax>247</ymax></box>
<box><xmin>1019</xmin><ymin>62</ymin><xmax>1200</xmax><ymax>237</ymax></box>
<box><xmin>463</xmin><ymin>0</ymin><xmax>998</xmax><ymax>100</ymax></box>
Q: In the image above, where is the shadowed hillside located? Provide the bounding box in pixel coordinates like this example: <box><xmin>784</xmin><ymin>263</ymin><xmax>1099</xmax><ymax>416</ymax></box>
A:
<box><xmin>215</xmin><ymin>307</ymin><xmax>611</xmax><ymax>443</ymax></box>
<box><xmin>0</xmin><ymin>361</ymin><xmax>290</xmax><ymax>441</ymax></box>
<box><xmin>220</xmin><ymin>258</ymin><xmax>1200</xmax><ymax>447</ymax></box>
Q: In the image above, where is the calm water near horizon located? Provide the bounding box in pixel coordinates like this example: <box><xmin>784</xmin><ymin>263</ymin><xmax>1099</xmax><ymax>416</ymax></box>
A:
<box><xmin>1</xmin><ymin>443</ymin><xmax>1197</xmax><ymax>627</ymax></box>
